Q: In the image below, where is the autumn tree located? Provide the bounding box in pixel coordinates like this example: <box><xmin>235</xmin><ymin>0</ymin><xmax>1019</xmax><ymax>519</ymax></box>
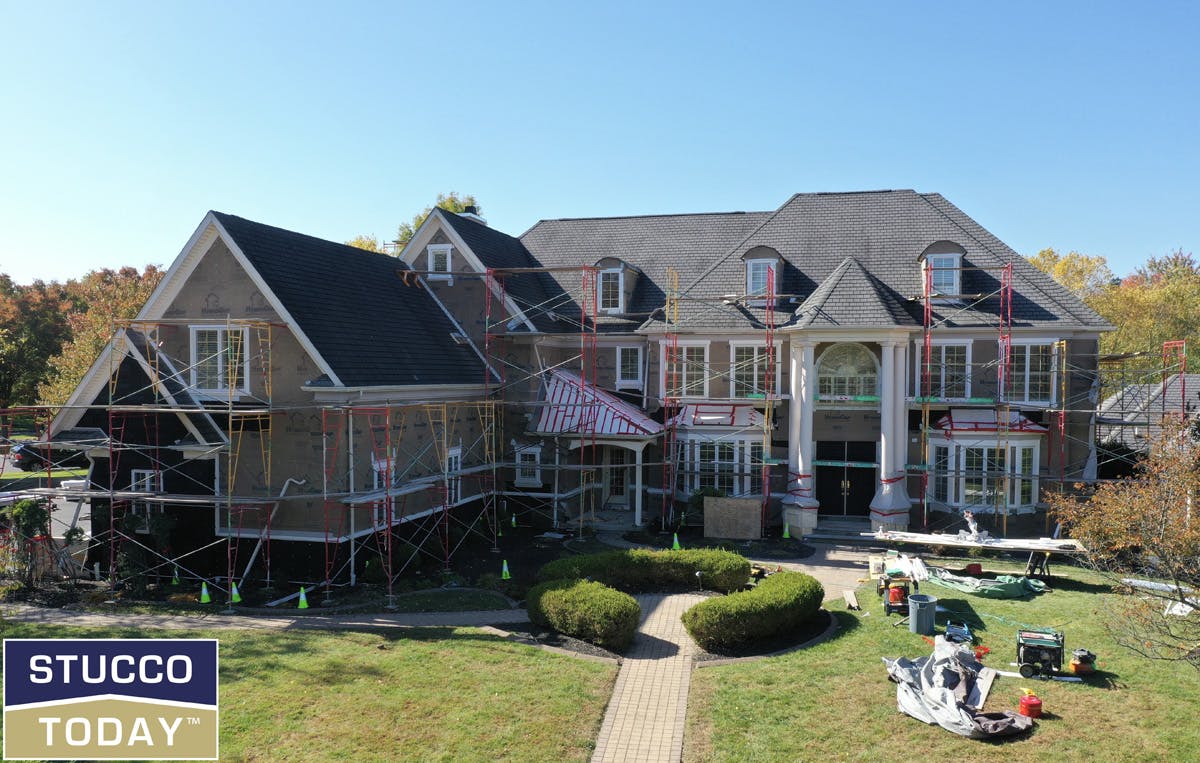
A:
<box><xmin>1027</xmin><ymin>248</ymin><xmax>1115</xmax><ymax>301</ymax></box>
<box><xmin>1049</xmin><ymin>418</ymin><xmax>1200</xmax><ymax>669</ymax></box>
<box><xmin>1090</xmin><ymin>250</ymin><xmax>1200</xmax><ymax>359</ymax></box>
<box><xmin>37</xmin><ymin>266</ymin><xmax>164</xmax><ymax>407</ymax></box>
<box><xmin>395</xmin><ymin>192</ymin><xmax>480</xmax><ymax>246</ymax></box>
<box><xmin>0</xmin><ymin>276</ymin><xmax>73</xmax><ymax>407</ymax></box>
<box><xmin>344</xmin><ymin>234</ymin><xmax>386</xmax><ymax>253</ymax></box>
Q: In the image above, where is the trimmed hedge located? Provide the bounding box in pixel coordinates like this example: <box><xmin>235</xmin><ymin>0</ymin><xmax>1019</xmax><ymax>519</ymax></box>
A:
<box><xmin>526</xmin><ymin>578</ymin><xmax>641</xmax><ymax>651</ymax></box>
<box><xmin>681</xmin><ymin>571</ymin><xmax>825</xmax><ymax>651</ymax></box>
<box><xmin>536</xmin><ymin>548</ymin><xmax>751</xmax><ymax>594</ymax></box>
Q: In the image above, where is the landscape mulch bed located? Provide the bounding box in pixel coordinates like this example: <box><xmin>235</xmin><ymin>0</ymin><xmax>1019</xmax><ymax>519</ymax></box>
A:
<box><xmin>493</xmin><ymin>620</ymin><xmax>623</xmax><ymax>661</ymax></box>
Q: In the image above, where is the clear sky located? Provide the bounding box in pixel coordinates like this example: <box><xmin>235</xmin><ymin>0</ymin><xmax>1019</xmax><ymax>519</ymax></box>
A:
<box><xmin>2</xmin><ymin>1</ymin><xmax>1196</xmax><ymax>285</ymax></box>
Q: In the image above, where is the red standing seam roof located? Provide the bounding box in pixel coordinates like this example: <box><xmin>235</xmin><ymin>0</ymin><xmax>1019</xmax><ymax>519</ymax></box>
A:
<box><xmin>535</xmin><ymin>370</ymin><xmax>664</xmax><ymax>437</ymax></box>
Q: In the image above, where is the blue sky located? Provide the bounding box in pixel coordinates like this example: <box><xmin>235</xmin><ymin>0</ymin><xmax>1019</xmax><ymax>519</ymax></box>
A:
<box><xmin>2</xmin><ymin>1</ymin><xmax>1196</xmax><ymax>285</ymax></box>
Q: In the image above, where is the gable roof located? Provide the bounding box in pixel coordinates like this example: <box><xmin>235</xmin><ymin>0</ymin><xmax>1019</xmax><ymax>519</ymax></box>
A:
<box><xmin>211</xmin><ymin>212</ymin><xmax>488</xmax><ymax>388</ymax></box>
<box><xmin>436</xmin><ymin>210</ymin><xmax>562</xmax><ymax>333</ymax></box>
<box><xmin>1097</xmin><ymin>373</ymin><xmax>1200</xmax><ymax>448</ymax></box>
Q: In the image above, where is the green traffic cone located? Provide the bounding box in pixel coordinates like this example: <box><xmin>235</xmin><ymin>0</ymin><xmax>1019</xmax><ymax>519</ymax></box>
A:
<box><xmin>672</xmin><ymin>533</ymin><xmax>681</xmax><ymax>551</ymax></box>
<box><xmin>230</xmin><ymin>581</ymin><xmax>242</xmax><ymax>604</ymax></box>
<box><xmin>497</xmin><ymin>524</ymin><xmax>503</xmax><ymax>537</ymax></box>
<box><xmin>511</xmin><ymin>513</ymin><xmax>517</xmax><ymax>528</ymax></box>
<box><xmin>782</xmin><ymin>522</ymin><xmax>791</xmax><ymax>539</ymax></box>
<box><xmin>199</xmin><ymin>582</ymin><xmax>211</xmax><ymax>604</ymax></box>
<box><xmin>172</xmin><ymin>567</ymin><xmax>180</xmax><ymax>586</ymax></box>
<box><xmin>501</xmin><ymin>560</ymin><xmax>511</xmax><ymax>580</ymax></box>
<box><xmin>298</xmin><ymin>587</ymin><xmax>309</xmax><ymax>609</ymax></box>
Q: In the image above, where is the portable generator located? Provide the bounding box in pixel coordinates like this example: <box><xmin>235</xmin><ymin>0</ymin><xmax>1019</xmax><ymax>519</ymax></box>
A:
<box><xmin>1017</xmin><ymin>628</ymin><xmax>1065</xmax><ymax>678</ymax></box>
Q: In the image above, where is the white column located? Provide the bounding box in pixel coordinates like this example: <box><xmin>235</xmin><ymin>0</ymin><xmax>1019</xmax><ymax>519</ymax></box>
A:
<box><xmin>634</xmin><ymin>444</ymin><xmax>644</xmax><ymax>527</ymax></box>
<box><xmin>783</xmin><ymin>339</ymin><xmax>819</xmax><ymax>535</ymax></box>
<box><xmin>893</xmin><ymin>342</ymin><xmax>912</xmax><ymax>511</ymax></box>
<box><xmin>871</xmin><ymin>339</ymin><xmax>910</xmax><ymax>529</ymax></box>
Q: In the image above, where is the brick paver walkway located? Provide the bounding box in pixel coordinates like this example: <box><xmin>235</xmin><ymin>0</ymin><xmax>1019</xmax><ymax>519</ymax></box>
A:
<box><xmin>591</xmin><ymin>592</ymin><xmax>706</xmax><ymax>763</ymax></box>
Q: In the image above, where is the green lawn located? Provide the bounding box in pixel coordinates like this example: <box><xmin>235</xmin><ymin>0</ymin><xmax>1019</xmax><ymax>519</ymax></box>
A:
<box><xmin>686</xmin><ymin>560</ymin><xmax>1200</xmax><ymax>762</ymax></box>
<box><xmin>0</xmin><ymin>623</ymin><xmax>617</xmax><ymax>762</ymax></box>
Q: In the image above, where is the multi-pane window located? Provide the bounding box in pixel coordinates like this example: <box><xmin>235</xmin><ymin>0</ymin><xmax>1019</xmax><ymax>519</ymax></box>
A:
<box><xmin>930</xmin><ymin>440</ymin><xmax>1039</xmax><ymax>510</ymax></box>
<box><xmin>665</xmin><ymin>345</ymin><xmax>707</xmax><ymax>397</ymax></box>
<box><xmin>746</xmin><ymin>260</ymin><xmax>773</xmax><ymax>297</ymax></box>
<box><xmin>933</xmin><ymin>445</ymin><xmax>952</xmax><ymax>502</ymax></box>
<box><xmin>599</xmin><ymin>269</ymin><xmax>623</xmax><ymax>312</ymax></box>
<box><xmin>616</xmin><ymin>346</ymin><xmax>642</xmax><ymax>389</ymax></box>
<box><xmin>608</xmin><ymin>449</ymin><xmax>627</xmax><ymax>498</ymax></box>
<box><xmin>922</xmin><ymin>344</ymin><xmax>969</xmax><ymax>398</ymax></box>
<box><xmin>678</xmin><ymin>438</ymin><xmax>767</xmax><ymax>496</ymax></box>
<box><xmin>427</xmin><ymin>244</ymin><xmax>452</xmax><ymax>278</ymax></box>
<box><xmin>1009</xmin><ymin>344</ymin><xmax>1055</xmax><ymax>403</ymax></box>
<box><xmin>191</xmin><ymin>327</ymin><xmax>248</xmax><ymax>393</ymax></box>
<box><xmin>926</xmin><ymin>253</ymin><xmax>959</xmax><ymax>297</ymax></box>
<box><xmin>130</xmin><ymin>469</ymin><xmax>162</xmax><ymax>533</ymax></box>
<box><xmin>445</xmin><ymin>447</ymin><xmax>462</xmax><ymax>504</ymax></box>
<box><xmin>963</xmin><ymin>446</ymin><xmax>1005</xmax><ymax>506</ymax></box>
<box><xmin>697</xmin><ymin>442</ymin><xmax>736</xmax><ymax>493</ymax></box>
<box><xmin>817</xmin><ymin>343</ymin><xmax>877</xmax><ymax>399</ymax></box>
<box><xmin>732</xmin><ymin>345</ymin><xmax>777</xmax><ymax>397</ymax></box>
<box><xmin>515</xmin><ymin>446</ymin><xmax>541</xmax><ymax>487</ymax></box>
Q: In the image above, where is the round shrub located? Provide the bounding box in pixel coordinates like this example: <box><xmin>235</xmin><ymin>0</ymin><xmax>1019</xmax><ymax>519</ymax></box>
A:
<box><xmin>682</xmin><ymin>571</ymin><xmax>825</xmax><ymax>652</ymax></box>
<box><xmin>536</xmin><ymin>548</ymin><xmax>751</xmax><ymax>594</ymax></box>
<box><xmin>526</xmin><ymin>578</ymin><xmax>641</xmax><ymax>651</ymax></box>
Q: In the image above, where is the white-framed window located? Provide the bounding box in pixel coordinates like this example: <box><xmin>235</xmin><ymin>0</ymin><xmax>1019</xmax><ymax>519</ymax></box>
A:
<box><xmin>925</xmin><ymin>253</ymin><xmax>961</xmax><ymax>298</ymax></box>
<box><xmin>928</xmin><ymin>438</ymin><xmax>1040</xmax><ymax>511</ymax></box>
<box><xmin>1006</xmin><ymin>342</ymin><xmax>1056</xmax><ymax>404</ymax></box>
<box><xmin>190</xmin><ymin>326</ymin><xmax>249</xmax><ymax>395</ymax></box>
<box><xmin>427</xmin><ymin>244</ymin><xmax>453</xmax><ymax>282</ymax></box>
<box><xmin>445</xmin><ymin>446</ymin><xmax>462</xmax><ymax>505</ymax></box>
<box><xmin>730</xmin><ymin>342</ymin><xmax>782</xmax><ymax>398</ymax></box>
<box><xmin>130</xmin><ymin>469</ymin><xmax>162</xmax><ymax>533</ymax></box>
<box><xmin>371</xmin><ymin>456</ymin><xmax>394</xmax><ymax>528</ymax></box>
<box><xmin>676</xmin><ymin>435</ymin><xmax>767</xmax><ymax>496</ymax></box>
<box><xmin>599</xmin><ymin>268</ymin><xmax>623</xmax><ymax>312</ymax></box>
<box><xmin>917</xmin><ymin>342</ymin><xmax>971</xmax><ymax>399</ymax></box>
<box><xmin>816</xmin><ymin>343</ymin><xmax>878</xmax><ymax>402</ymax></box>
<box><xmin>661</xmin><ymin>342</ymin><xmax>709</xmax><ymax>398</ymax></box>
<box><xmin>515</xmin><ymin>445</ymin><xmax>541</xmax><ymax>488</ymax></box>
<box><xmin>746</xmin><ymin>259</ymin><xmax>775</xmax><ymax>297</ymax></box>
<box><xmin>616</xmin><ymin>346</ymin><xmax>643</xmax><ymax>390</ymax></box>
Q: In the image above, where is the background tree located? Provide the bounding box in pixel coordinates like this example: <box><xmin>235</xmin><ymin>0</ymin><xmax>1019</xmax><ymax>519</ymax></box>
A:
<box><xmin>0</xmin><ymin>276</ymin><xmax>73</xmax><ymax>407</ymax></box>
<box><xmin>394</xmin><ymin>192</ymin><xmax>480</xmax><ymax>246</ymax></box>
<box><xmin>37</xmin><ymin>266</ymin><xmax>164</xmax><ymax>407</ymax></box>
<box><xmin>344</xmin><ymin>234</ymin><xmax>386</xmax><ymax>253</ymax></box>
<box><xmin>1027</xmin><ymin>248</ymin><xmax>1114</xmax><ymax>301</ymax></box>
<box><xmin>1049</xmin><ymin>418</ymin><xmax>1200</xmax><ymax>670</ymax></box>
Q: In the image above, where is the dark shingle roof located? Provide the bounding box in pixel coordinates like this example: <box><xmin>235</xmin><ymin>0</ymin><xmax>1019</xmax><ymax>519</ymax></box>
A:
<box><xmin>438</xmin><ymin>210</ymin><xmax>562</xmax><ymax>332</ymax></box>
<box><xmin>520</xmin><ymin>211</ymin><xmax>772</xmax><ymax>332</ymax></box>
<box><xmin>520</xmin><ymin>191</ymin><xmax>1111</xmax><ymax>333</ymax></box>
<box><xmin>793</xmin><ymin>258</ymin><xmax>918</xmax><ymax>328</ymax></box>
<box><xmin>212</xmin><ymin>212</ymin><xmax>486</xmax><ymax>388</ymax></box>
<box><xmin>1097</xmin><ymin>373</ymin><xmax>1200</xmax><ymax>449</ymax></box>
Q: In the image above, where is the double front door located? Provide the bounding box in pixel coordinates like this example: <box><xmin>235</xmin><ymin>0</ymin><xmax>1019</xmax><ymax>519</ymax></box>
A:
<box><xmin>815</xmin><ymin>441</ymin><xmax>877</xmax><ymax>516</ymax></box>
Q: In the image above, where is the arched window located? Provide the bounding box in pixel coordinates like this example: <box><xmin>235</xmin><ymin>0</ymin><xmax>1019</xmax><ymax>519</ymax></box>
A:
<box><xmin>817</xmin><ymin>343</ymin><xmax>878</xmax><ymax>399</ymax></box>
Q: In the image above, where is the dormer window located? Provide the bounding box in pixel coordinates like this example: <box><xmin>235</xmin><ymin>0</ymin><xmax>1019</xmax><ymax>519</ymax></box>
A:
<box><xmin>427</xmin><ymin>244</ymin><xmax>452</xmax><ymax>282</ymax></box>
<box><xmin>741</xmin><ymin>246</ymin><xmax>783</xmax><ymax>303</ymax></box>
<box><xmin>920</xmin><ymin>242</ymin><xmax>966</xmax><ymax>301</ymax></box>
<box><xmin>747</xmin><ymin>260</ymin><xmax>774</xmax><ymax>297</ymax></box>
<box><xmin>599</xmin><ymin>268</ymin><xmax>623</xmax><ymax>312</ymax></box>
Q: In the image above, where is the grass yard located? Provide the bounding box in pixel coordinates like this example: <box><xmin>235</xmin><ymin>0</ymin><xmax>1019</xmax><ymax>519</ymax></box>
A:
<box><xmin>0</xmin><ymin>623</ymin><xmax>617</xmax><ymax>762</ymax></box>
<box><xmin>685</xmin><ymin>559</ymin><xmax>1200</xmax><ymax>763</ymax></box>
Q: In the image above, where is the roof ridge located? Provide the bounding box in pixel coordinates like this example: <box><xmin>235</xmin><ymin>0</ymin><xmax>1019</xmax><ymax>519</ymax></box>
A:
<box><xmin>211</xmin><ymin>211</ymin><xmax>406</xmax><ymax>266</ymax></box>
<box><xmin>529</xmin><ymin>209</ymin><xmax>770</xmax><ymax>224</ymax></box>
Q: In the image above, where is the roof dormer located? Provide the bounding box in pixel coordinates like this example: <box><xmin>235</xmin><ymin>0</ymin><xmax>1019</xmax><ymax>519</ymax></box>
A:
<box><xmin>742</xmin><ymin>246</ymin><xmax>783</xmax><ymax>303</ymax></box>
<box><xmin>594</xmin><ymin>257</ymin><xmax>640</xmax><ymax>314</ymax></box>
<box><xmin>919</xmin><ymin>241</ymin><xmax>967</xmax><ymax>302</ymax></box>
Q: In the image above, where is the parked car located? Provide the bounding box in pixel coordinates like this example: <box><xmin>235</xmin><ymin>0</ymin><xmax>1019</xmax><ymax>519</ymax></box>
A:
<box><xmin>9</xmin><ymin>442</ymin><xmax>88</xmax><ymax>471</ymax></box>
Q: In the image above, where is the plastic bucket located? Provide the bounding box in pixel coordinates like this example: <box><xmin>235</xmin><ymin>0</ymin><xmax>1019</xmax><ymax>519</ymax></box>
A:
<box><xmin>908</xmin><ymin>594</ymin><xmax>938</xmax><ymax>635</ymax></box>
